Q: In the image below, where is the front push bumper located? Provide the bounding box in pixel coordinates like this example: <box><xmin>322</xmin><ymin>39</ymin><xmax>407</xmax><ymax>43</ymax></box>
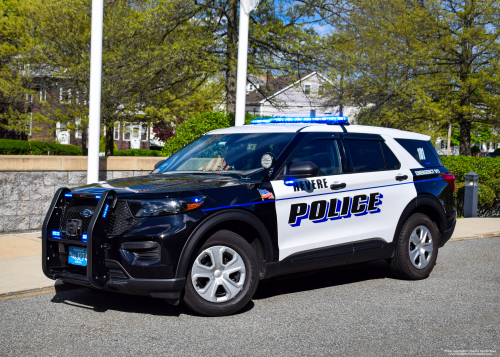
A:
<box><xmin>42</xmin><ymin>188</ymin><xmax>186</xmax><ymax>300</ymax></box>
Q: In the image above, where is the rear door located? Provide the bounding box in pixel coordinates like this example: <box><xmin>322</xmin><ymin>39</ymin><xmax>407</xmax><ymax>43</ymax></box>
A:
<box><xmin>340</xmin><ymin>134</ymin><xmax>416</xmax><ymax>246</ymax></box>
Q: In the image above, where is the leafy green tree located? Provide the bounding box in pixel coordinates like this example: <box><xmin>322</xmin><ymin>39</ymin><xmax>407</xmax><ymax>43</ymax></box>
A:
<box><xmin>29</xmin><ymin>0</ymin><xmax>222</xmax><ymax>155</ymax></box>
<box><xmin>194</xmin><ymin>0</ymin><xmax>321</xmax><ymax>113</ymax></box>
<box><xmin>318</xmin><ymin>0</ymin><xmax>500</xmax><ymax>155</ymax></box>
<box><xmin>0</xmin><ymin>0</ymin><xmax>42</xmax><ymax>136</ymax></box>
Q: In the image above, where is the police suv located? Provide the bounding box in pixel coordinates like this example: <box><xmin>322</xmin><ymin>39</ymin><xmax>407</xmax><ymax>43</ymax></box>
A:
<box><xmin>42</xmin><ymin>116</ymin><xmax>456</xmax><ymax>316</ymax></box>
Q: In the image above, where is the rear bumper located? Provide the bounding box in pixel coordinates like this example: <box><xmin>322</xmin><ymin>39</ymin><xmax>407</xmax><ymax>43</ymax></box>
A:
<box><xmin>54</xmin><ymin>260</ymin><xmax>186</xmax><ymax>299</ymax></box>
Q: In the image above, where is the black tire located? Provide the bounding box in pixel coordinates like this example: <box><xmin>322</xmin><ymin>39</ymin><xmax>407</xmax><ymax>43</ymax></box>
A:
<box><xmin>389</xmin><ymin>213</ymin><xmax>439</xmax><ymax>280</ymax></box>
<box><xmin>183</xmin><ymin>230</ymin><xmax>259</xmax><ymax>317</ymax></box>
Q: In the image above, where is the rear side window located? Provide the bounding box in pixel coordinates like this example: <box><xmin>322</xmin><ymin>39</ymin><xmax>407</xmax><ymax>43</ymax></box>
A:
<box><xmin>395</xmin><ymin>139</ymin><xmax>443</xmax><ymax>167</ymax></box>
<box><xmin>344</xmin><ymin>140</ymin><xmax>401</xmax><ymax>172</ymax></box>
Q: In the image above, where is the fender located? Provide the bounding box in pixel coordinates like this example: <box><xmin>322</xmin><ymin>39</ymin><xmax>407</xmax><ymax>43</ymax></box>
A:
<box><xmin>175</xmin><ymin>209</ymin><xmax>274</xmax><ymax>279</ymax></box>
<box><xmin>393</xmin><ymin>193</ymin><xmax>447</xmax><ymax>244</ymax></box>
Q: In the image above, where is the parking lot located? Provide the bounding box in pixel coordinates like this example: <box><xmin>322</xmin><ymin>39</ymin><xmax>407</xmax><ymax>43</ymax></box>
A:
<box><xmin>0</xmin><ymin>237</ymin><xmax>498</xmax><ymax>357</ymax></box>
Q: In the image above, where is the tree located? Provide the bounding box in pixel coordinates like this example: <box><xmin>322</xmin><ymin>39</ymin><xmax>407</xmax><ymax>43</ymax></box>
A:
<box><xmin>193</xmin><ymin>0</ymin><xmax>321</xmax><ymax>113</ymax></box>
<box><xmin>29</xmin><ymin>0</ymin><xmax>222</xmax><ymax>155</ymax></box>
<box><xmin>317</xmin><ymin>0</ymin><xmax>500</xmax><ymax>155</ymax></box>
<box><xmin>0</xmin><ymin>0</ymin><xmax>40</xmax><ymax>137</ymax></box>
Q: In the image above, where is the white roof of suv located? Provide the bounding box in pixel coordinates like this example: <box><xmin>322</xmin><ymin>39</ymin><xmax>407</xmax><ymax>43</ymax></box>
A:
<box><xmin>209</xmin><ymin>123</ymin><xmax>430</xmax><ymax>141</ymax></box>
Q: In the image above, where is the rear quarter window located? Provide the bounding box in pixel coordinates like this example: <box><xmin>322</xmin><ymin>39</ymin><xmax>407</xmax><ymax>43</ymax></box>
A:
<box><xmin>395</xmin><ymin>139</ymin><xmax>443</xmax><ymax>167</ymax></box>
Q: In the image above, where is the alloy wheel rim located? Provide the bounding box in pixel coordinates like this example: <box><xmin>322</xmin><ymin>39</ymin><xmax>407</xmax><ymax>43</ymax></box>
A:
<box><xmin>408</xmin><ymin>225</ymin><xmax>433</xmax><ymax>270</ymax></box>
<box><xmin>191</xmin><ymin>245</ymin><xmax>246</xmax><ymax>303</ymax></box>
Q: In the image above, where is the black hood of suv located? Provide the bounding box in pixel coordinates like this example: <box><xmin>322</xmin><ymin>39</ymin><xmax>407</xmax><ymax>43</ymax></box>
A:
<box><xmin>71</xmin><ymin>173</ymin><xmax>256</xmax><ymax>198</ymax></box>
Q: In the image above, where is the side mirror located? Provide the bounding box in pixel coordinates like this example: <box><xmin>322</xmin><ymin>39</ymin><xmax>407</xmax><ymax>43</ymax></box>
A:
<box><xmin>154</xmin><ymin>159</ymin><xmax>166</xmax><ymax>170</ymax></box>
<box><xmin>288</xmin><ymin>161</ymin><xmax>319</xmax><ymax>178</ymax></box>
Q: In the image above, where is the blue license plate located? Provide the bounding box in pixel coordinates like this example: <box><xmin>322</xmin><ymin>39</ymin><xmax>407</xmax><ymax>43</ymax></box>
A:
<box><xmin>68</xmin><ymin>246</ymin><xmax>87</xmax><ymax>266</ymax></box>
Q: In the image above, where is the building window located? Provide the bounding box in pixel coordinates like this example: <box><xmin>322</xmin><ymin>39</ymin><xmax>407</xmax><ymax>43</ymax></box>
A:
<box><xmin>141</xmin><ymin>124</ymin><xmax>148</xmax><ymax>141</ymax></box>
<box><xmin>114</xmin><ymin>122</ymin><xmax>120</xmax><ymax>140</ymax></box>
<box><xmin>75</xmin><ymin>118</ymin><xmax>82</xmax><ymax>138</ymax></box>
<box><xmin>26</xmin><ymin>113</ymin><xmax>32</xmax><ymax>136</ymax></box>
<box><xmin>26</xmin><ymin>93</ymin><xmax>33</xmax><ymax>103</ymax></box>
<box><xmin>39</xmin><ymin>90</ymin><xmax>47</xmax><ymax>102</ymax></box>
<box><xmin>440</xmin><ymin>140</ymin><xmax>446</xmax><ymax>149</ymax></box>
<box><xmin>304</xmin><ymin>84</ymin><xmax>311</xmax><ymax>95</ymax></box>
<box><xmin>60</xmin><ymin>88</ymin><xmax>70</xmax><ymax>103</ymax></box>
<box><xmin>123</xmin><ymin>125</ymin><xmax>131</xmax><ymax>141</ymax></box>
<box><xmin>318</xmin><ymin>85</ymin><xmax>324</xmax><ymax>95</ymax></box>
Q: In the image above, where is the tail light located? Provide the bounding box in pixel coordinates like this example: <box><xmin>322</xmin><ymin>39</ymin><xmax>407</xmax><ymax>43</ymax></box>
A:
<box><xmin>441</xmin><ymin>173</ymin><xmax>455</xmax><ymax>193</ymax></box>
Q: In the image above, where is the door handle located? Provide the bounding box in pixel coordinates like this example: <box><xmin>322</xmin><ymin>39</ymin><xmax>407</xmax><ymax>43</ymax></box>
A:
<box><xmin>396</xmin><ymin>175</ymin><xmax>408</xmax><ymax>181</ymax></box>
<box><xmin>330</xmin><ymin>183</ymin><xmax>346</xmax><ymax>190</ymax></box>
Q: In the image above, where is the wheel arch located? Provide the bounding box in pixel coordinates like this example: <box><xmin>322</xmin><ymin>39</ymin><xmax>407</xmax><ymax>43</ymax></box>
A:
<box><xmin>175</xmin><ymin>209</ymin><xmax>274</xmax><ymax>280</ymax></box>
<box><xmin>394</xmin><ymin>194</ymin><xmax>447</xmax><ymax>245</ymax></box>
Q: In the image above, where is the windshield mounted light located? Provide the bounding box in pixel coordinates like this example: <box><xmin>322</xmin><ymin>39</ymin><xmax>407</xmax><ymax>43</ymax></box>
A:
<box><xmin>128</xmin><ymin>196</ymin><xmax>206</xmax><ymax>217</ymax></box>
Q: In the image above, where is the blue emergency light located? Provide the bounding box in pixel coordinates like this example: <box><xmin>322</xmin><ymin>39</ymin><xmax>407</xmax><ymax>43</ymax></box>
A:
<box><xmin>82</xmin><ymin>234</ymin><xmax>88</xmax><ymax>242</ymax></box>
<box><xmin>64</xmin><ymin>193</ymin><xmax>73</xmax><ymax>198</ymax></box>
<box><xmin>251</xmin><ymin>116</ymin><xmax>348</xmax><ymax>125</ymax></box>
<box><xmin>52</xmin><ymin>230</ymin><xmax>61</xmax><ymax>238</ymax></box>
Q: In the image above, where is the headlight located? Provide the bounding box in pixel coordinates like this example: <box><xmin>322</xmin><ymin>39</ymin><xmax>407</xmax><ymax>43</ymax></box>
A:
<box><xmin>128</xmin><ymin>196</ymin><xmax>206</xmax><ymax>217</ymax></box>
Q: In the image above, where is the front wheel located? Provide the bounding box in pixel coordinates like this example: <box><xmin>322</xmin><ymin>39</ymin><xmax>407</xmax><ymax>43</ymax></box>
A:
<box><xmin>389</xmin><ymin>213</ymin><xmax>439</xmax><ymax>280</ymax></box>
<box><xmin>183</xmin><ymin>230</ymin><xmax>259</xmax><ymax>316</ymax></box>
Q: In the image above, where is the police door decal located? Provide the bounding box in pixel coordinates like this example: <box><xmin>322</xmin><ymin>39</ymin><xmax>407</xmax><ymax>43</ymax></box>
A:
<box><xmin>288</xmin><ymin>192</ymin><xmax>383</xmax><ymax>227</ymax></box>
<box><xmin>272</xmin><ymin>170</ymin><xmax>416</xmax><ymax>261</ymax></box>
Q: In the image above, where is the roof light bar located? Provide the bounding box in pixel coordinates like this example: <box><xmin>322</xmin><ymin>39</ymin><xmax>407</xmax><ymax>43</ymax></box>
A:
<box><xmin>251</xmin><ymin>116</ymin><xmax>348</xmax><ymax>125</ymax></box>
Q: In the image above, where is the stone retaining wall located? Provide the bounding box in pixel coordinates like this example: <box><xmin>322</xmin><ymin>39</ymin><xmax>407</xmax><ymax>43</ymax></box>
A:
<box><xmin>0</xmin><ymin>156</ymin><xmax>162</xmax><ymax>233</ymax></box>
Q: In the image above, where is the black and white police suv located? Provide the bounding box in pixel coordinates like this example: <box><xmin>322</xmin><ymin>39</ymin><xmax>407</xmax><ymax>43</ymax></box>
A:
<box><xmin>42</xmin><ymin>116</ymin><xmax>457</xmax><ymax>316</ymax></box>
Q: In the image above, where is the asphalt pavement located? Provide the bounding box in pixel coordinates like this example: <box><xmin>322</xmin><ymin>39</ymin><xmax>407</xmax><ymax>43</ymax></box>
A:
<box><xmin>0</xmin><ymin>237</ymin><xmax>498</xmax><ymax>357</ymax></box>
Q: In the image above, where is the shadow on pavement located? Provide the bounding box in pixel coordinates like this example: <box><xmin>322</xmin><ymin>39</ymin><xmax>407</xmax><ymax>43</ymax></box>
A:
<box><xmin>254</xmin><ymin>259</ymin><xmax>393</xmax><ymax>300</ymax></box>
<box><xmin>50</xmin><ymin>288</ymin><xmax>192</xmax><ymax>317</ymax></box>
<box><xmin>49</xmin><ymin>260</ymin><xmax>392</xmax><ymax>316</ymax></box>
<box><xmin>50</xmin><ymin>284</ymin><xmax>256</xmax><ymax>317</ymax></box>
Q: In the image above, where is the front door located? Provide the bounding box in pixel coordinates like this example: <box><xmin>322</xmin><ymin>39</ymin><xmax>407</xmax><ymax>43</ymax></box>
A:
<box><xmin>271</xmin><ymin>137</ymin><xmax>356</xmax><ymax>261</ymax></box>
<box><xmin>131</xmin><ymin>125</ymin><xmax>141</xmax><ymax>149</ymax></box>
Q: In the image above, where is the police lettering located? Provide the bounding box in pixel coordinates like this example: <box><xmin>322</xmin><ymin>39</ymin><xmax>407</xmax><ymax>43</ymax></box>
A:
<box><xmin>288</xmin><ymin>192</ymin><xmax>383</xmax><ymax>227</ymax></box>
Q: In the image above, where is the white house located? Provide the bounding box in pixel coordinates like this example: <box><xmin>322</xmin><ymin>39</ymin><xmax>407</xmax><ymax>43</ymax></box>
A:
<box><xmin>435</xmin><ymin>138</ymin><xmax>500</xmax><ymax>156</ymax></box>
<box><xmin>246</xmin><ymin>72</ymin><xmax>358</xmax><ymax>122</ymax></box>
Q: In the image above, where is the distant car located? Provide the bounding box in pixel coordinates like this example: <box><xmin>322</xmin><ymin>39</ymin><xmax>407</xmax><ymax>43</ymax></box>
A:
<box><xmin>42</xmin><ymin>116</ymin><xmax>457</xmax><ymax>316</ymax></box>
<box><xmin>486</xmin><ymin>153</ymin><xmax>499</xmax><ymax>158</ymax></box>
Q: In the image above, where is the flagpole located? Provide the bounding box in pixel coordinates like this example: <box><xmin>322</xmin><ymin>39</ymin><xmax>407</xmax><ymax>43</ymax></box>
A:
<box><xmin>235</xmin><ymin>0</ymin><xmax>257</xmax><ymax>126</ymax></box>
<box><xmin>87</xmin><ymin>0</ymin><xmax>104</xmax><ymax>184</ymax></box>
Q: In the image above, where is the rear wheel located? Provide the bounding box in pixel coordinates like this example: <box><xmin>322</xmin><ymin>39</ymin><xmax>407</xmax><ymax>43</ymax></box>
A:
<box><xmin>183</xmin><ymin>230</ymin><xmax>259</xmax><ymax>316</ymax></box>
<box><xmin>389</xmin><ymin>213</ymin><xmax>439</xmax><ymax>280</ymax></box>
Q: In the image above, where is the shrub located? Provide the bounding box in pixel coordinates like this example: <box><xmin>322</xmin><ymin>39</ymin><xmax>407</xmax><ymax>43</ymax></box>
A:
<box><xmin>114</xmin><ymin>149</ymin><xmax>162</xmax><ymax>156</ymax></box>
<box><xmin>454</xmin><ymin>182</ymin><xmax>496</xmax><ymax>217</ymax></box>
<box><xmin>485</xmin><ymin>179</ymin><xmax>500</xmax><ymax>197</ymax></box>
<box><xmin>440</xmin><ymin>156</ymin><xmax>500</xmax><ymax>183</ymax></box>
<box><xmin>0</xmin><ymin>139</ymin><xmax>82</xmax><ymax>156</ymax></box>
<box><xmin>161</xmin><ymin>111</ymin><xmax>261</xmax><ymax>157</ymax></box>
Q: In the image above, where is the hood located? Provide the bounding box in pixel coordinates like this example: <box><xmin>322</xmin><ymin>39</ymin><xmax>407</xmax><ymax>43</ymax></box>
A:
<box><xmin>71</xmin><ymin>173</ymin><xmax>254</xmax><ymax>198</ymax></box>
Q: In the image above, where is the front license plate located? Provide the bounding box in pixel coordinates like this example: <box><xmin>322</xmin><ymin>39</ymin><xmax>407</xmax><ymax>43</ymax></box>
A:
<box><xmin>68</xmin><ymin>246</ymin><xmax>87</xmax><ymax>266</ymax></box>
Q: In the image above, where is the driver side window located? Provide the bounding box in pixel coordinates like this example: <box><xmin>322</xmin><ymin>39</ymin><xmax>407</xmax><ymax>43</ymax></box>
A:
<box><xmin>290</xmin><ymin>140</ymin><xmax>343</xmax><ymax>176</ymax></box>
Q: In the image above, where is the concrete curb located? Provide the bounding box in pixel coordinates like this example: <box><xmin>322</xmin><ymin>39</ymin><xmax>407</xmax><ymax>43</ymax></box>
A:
<box><xmin>0</xmin><ymin>280</ymin><xmax>83</xmax><ymax>301</ymax></box>
<box><xmin>449</xmin><ymin>231</ymin><xmax>500</xmax><ymax>242</ymax></box>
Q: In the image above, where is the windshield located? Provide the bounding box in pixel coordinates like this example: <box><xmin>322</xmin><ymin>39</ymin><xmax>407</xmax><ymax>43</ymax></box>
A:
<box><xmin>154</xmin><ymin>133</ymin><xmax>295</xmax><ymax>174</ymax></box>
